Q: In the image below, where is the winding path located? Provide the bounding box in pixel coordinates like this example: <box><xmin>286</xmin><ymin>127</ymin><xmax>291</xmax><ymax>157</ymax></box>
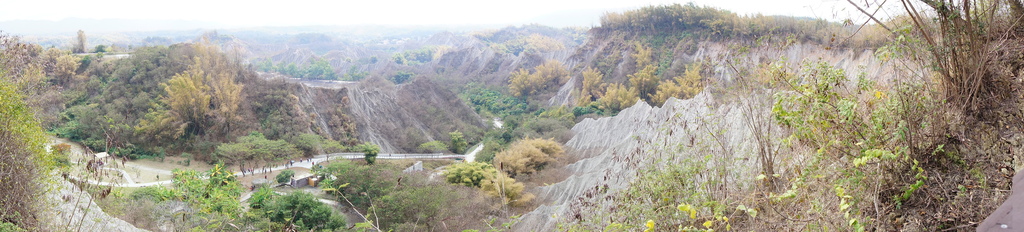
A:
<box><xmin>71</xmin><ymin>152</ymin><xmax>476</xmax><ymax>187</ymax></box>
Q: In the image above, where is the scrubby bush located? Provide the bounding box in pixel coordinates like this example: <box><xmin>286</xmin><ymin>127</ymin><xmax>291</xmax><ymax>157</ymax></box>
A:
<box><xmin>493</xmin><ymin>138</ymin><xmax>564</xmax><ymax>177</ymax></box>
<box><xmin>276</xmin><ymin>170</ymin><xmax>295</xmax><ymax>184</ymax></box>
<box><xmin>317</xmin><ymin>160</ymin><xmax>490</xmax><ymax>231</ymax></box>
<box><xmin>508</xmin><ymin>60</ymin><xmax>569</xmax><ymax>98</ymax></box>
<box><xmin>417</xmin><ymin>140</ymin><xmax>448</xmax><ymax>153</ymax></box>
<box><xmin>480</xmin><ymin>171</ymin><xmax>534</xmax><ymax>207</ymax></box>
<box><xmin>444</xmin><ymin>162</ymin><xmax>497</xmax><ymax>187</ymax></box>
<box><xmin>355</xmin><ymin>142</ymin><xmax>380</xmax><ymax>164</ymax></box>
<box><xmin>449</xmin><ymin>131</ymin><xmax>468</xmax><ymax>154</ymax></box>
<box><xmin>598</xmin><ymin>83</ymin><xmax>638</xmax><ymax>113</ymax></box>
<box><xmin>262</xmin><ymin>192</ymin><xmax>346</xmax><ymax>231</ymax></box>
<box><xmin>0</xmin><ymin>79</ymin><xmax>52</xmax><ymax>229</ymax></box>
<box><xmin>462</xmin><ymin>87</ymin><xmax>528</xmax><ymax>117</ymax></box>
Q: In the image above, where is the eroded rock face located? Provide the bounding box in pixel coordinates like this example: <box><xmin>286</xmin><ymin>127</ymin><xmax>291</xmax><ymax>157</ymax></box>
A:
<box><xmin>518</xmin><ymin>92</ymin><xmax>765</xmax><ymax>231</ymax></box>
<box><xmin>284</xmin><ymin>76</ymin><xmax>488</xmax><ymax>153</ymax></box>
<box><xmin>345</xmin><ymin>78</ymin><xmax>488</xmax><ymax>153</ymax></box>
<box><xmin>46</xmin><ymin>178</ymin><xmax>147</xmax><ymax>232</ymax></box>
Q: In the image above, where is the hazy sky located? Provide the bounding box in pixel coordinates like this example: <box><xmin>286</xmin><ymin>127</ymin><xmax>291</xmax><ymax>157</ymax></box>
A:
<box><xmin>1</xmin><ymin>0</ymin><xmax>864</xmax><ymax>27</ymax></box>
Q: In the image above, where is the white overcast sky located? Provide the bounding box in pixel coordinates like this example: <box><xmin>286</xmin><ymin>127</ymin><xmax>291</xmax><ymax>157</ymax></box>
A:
<box><xmin>0</xmin><ymin>0</ymin><xmax>875</xmax><ymax>27</ymax></box>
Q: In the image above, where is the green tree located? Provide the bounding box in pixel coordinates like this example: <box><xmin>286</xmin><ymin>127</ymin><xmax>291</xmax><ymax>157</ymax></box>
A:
<box><xmin>93</xmin><ymin>44</ymin><xmax>107</xmax><ymax>53</ymax></box>
<box><xmin>316</xmin><ymin>160</ymin><xmax>488</xmax><ymax>231</ymax></box>
<box><xmin>282</xmin><ymin>63</ymin><xmax>300</xmax><ymax>77</ymax></box>
<box><xmin>291</xmin><ymin>133</ymin><xmax>346</xmax><ymax>157</ymax></box>
<box><xmin>449</xmin><ymin>131</ymin><xmax>468</xmax><ymax>154</ymax></box>
<box><xmin>417</xmin><ymin>140</ymin><xmax>448</xmax><ymax>153</ymax></box>
<box><xmin>474</xmin><ymin>140</ymin><xmax>504</xmax><ymax>163</ymax></box>
<box><xmin>303</xmin><ymin>57</ymin><xmax>337</xmax><ymax>80</ymax></box>
<box><xmin>356</xmin><ymin>142</ymin><xmax>380</xmax><ymax>164</ymax></box>
<box><xmin>389</xmin><ymin>71</ymin><xmax>414</xmax><ymax>84</ymax></box>
<box><xmin>444</xmin><ymin>162</ymin><xmax>496</xmax><ymax>187</ymax></box>
<box><xmin>215</xmin><ymin>132</ymin><xmax>301</xmax><ymax>173</ymax></box>
<box><xmin>276</xmin><ymin>169</ymin><xmax>295</xmax><ymax>184</ymax></box>
<box><xmin>171</xmin><ymin>164</ymin><xmax>244</xmax><ymax>216</ymax></box>
<box><xmin>263</xmin><ymin>192</ymin><xmax>346</xmax><ymax>231</ymax></box>
<box><xmin>247</xmin><ymin>186</ymin><xmax>277</xmax><ymax>209</ymax></box>
<box><xmin>316</xmin><ymin>160</ymin><xmax>396</xmax><ymax>208</ymax></box>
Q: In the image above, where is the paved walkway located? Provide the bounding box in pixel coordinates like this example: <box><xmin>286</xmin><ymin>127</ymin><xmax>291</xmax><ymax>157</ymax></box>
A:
<box><xmin>70</xmin><ymin>151</ymin><xmax>476</xmax><ymax>187</ymax></box>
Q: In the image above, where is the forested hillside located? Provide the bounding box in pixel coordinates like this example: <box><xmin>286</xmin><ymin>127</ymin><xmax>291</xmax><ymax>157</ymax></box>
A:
<box><xmin>46</xmin><ymin>41</ymin><xmax>355</xmax><ymax>162</ymax></box>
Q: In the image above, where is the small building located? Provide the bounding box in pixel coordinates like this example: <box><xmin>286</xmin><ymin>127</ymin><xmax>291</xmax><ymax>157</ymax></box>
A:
<box><xmin>290</xmin><ymin>173</ymin><xmax>317</xmax><ymax>188</ymax></box>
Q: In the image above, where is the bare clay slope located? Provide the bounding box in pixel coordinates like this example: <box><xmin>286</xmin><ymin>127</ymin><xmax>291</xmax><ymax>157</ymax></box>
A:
<box><xmin>345</xmin><ymin>78</ymin><xmax>488</xmax><ymax>152</ymax></box>
<box><xmin>519</xmin><ymin>93</ymin><xmax>762</xmax><ymax>231</ymax></box>
<box><xmin>294</xmin><ymin>77</ymin><xmax>487</xmax><ymax>153</ymax></box>
<box><xmin>47</xmin><ymin>178</ymin><xmax>146</xmax><ymax>232</ymax></box>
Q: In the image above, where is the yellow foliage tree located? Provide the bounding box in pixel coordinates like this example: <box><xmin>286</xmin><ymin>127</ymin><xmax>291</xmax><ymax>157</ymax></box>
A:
<box><xmin>577</xmin><ymin>67</ymin><xmax>604</xmax><ymax>106</ymax></box>
<box><xmin>193</xmin><ymin>40</ymin><xmax>244</xmax><ymax>138</ymax></box>
<box><xmin>523</xmin><ymin>34</ymin><xmax>565</xmax><ymax>53</ymax></box>
<box><xmin>508</xmin><ymin>69</ymin><xmax>534</xmax><ymax>97</ymax></box>
<box><xmin>40</xmin><ymin>48</ymin><xmax>80</xmax><ymax>85</ymax></box>
<box><xmin>676</xmin><ymin>62</ymin><xmax>704</xmax><ymax>98</ymax></box>
<box><xmin>534</xmin><ymin>60</ymin><xmax>570</xmax><ymax>84</ymax></box>
<box><xmin>599</xmin><ymin>83</ymin><xmax>639</xmax><ymax>112</ymax></box>
<box><xmin>480</xmin><ymin>171</ymin><xmax>534</xmax><ymax>207</ymax></box>
<box><xmin>493</xmin><ymin>138</ymin><xmax>565</xmax><ymax>177</ymax></box>
<box><xmin>651</xmin><ymin>79</ymin><xmax>682</xmax><ymax>106</ymax></box>
<box><xmin>508</xmin><ymin>60</ymin><xmax>568</xmax><ymax>98</ymax></box>
<box><xmin>137</xmin><ymin>64</ymin><xmax>212</xmax><ymax>139</ymax></box>
<box><xmin>629</xmin><ymin>64</ymin><xmax>659</xmax><ymax>103</ymax></box>
<box><xmin>53</xmin><ymin>54</ymin><xmax>80</xmax><ymax>85</ymax></box>
<box><xmin>627</xmin><ymin>43</ymin><xmax>659</xmax><ymax>103</ymax></box>
<box><xmin>651</xmin><ymin>62</ymin><xmax>704</xmax><ymax>105</ymax></box>
<box><xmin>632</xmin><ymin>42</ymin><xmax>653</xmax><ymax>68</ymax></box>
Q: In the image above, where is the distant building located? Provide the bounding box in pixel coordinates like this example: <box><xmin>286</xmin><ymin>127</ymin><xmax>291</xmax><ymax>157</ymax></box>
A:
<box><xmin>403</xmin><ymin>161</ymin><xmax>424</xmax><ymax>173</ymax></box>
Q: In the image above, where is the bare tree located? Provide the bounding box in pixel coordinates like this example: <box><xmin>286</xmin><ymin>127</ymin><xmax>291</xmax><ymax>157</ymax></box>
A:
<box><xmin>73</xmin><ymin>30</ymin><xmax>86</xmax><ymax>53</ymax></box>
<box><xmin>850</xmin><ymin>0</ymin><xmax>1017</xmax><ymax>116</ymax></box>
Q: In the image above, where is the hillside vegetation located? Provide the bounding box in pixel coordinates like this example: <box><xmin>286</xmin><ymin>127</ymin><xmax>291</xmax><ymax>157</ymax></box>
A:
<box><xmin>519</xmin><ymin>2</ymin><xmax>1024</xmax><ymax>231</ymax></box>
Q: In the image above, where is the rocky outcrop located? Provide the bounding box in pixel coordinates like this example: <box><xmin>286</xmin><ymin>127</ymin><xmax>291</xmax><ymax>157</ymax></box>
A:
<box><xmin>46</xmin><ymin>177</ymin><xmax>146</xmax><ymax>232</ymax></box>
<box><xmin>344</xmin><ymin>78</ymin><xmax>488</xmax><ymax>152</ymax></box>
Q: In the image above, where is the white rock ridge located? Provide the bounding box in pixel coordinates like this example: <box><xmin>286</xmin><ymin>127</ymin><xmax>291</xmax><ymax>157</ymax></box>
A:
<box><xmin>518</xmin><ymin>91</ymin><xmax>767</xmax><ymax>231</ymax></box>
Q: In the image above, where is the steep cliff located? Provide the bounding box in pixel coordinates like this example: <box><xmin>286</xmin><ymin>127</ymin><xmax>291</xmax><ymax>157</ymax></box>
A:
<box><xmin>280</xmin><ymin>75</ymin><xmax>488</xmax><ymax>153</ymax></box>
<box><xmin>47</xmin><ymin>178</ymin><xmax>146</xmax><ymax>232</ymax></box>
